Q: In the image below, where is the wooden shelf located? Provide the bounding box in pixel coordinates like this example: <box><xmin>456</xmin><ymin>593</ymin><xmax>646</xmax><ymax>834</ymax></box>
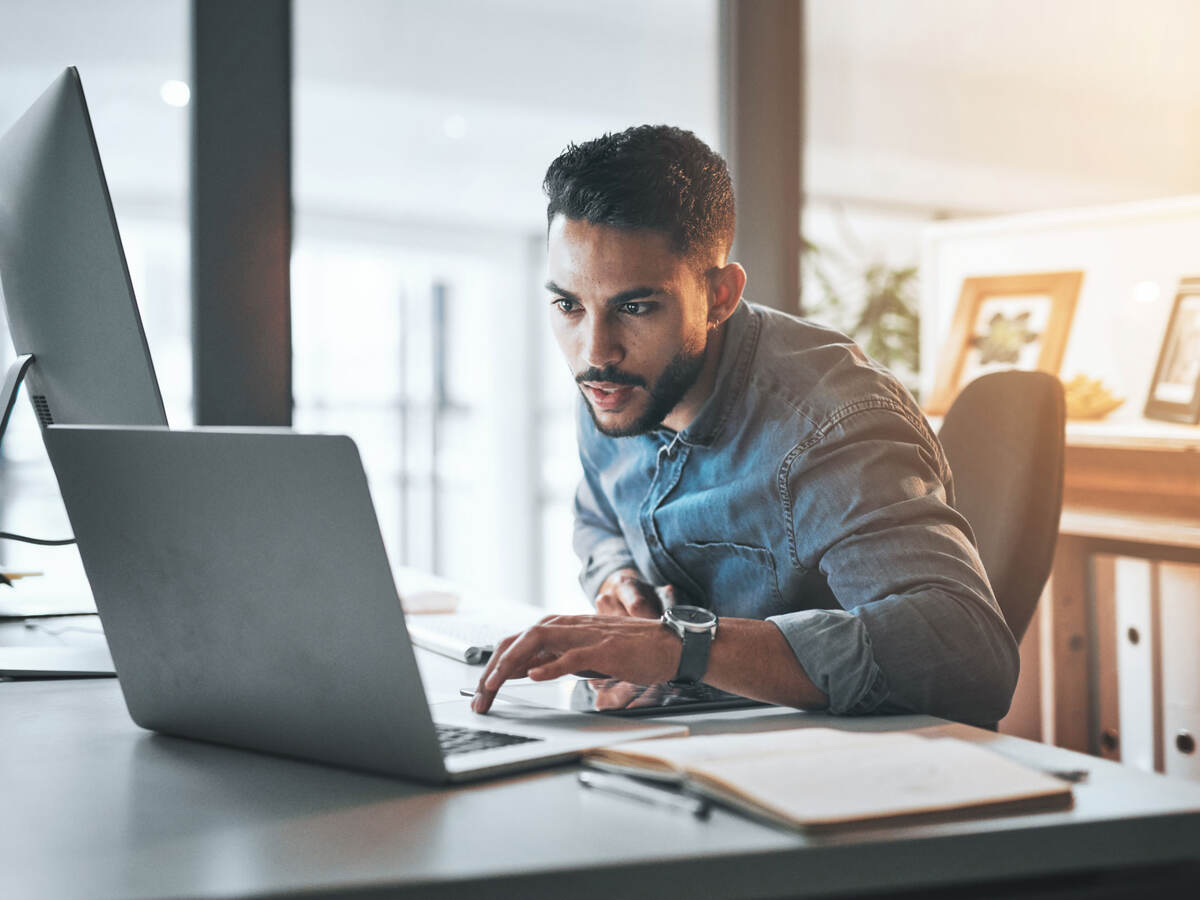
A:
<box><xmin>1065</xmin><ymin>420</ymin><xmax>1200</xmax><ymax>451</ymax></box>
<box><xmin>1059</xmin><ymin>507</ymin><xmax>1200</xmax><ymax>551</ymax></box>
<box><xmin>924</xmin><ymin>415</ymin><xmax>1200</xmax><ymax>452</ymax></box>
<box><xmin>1063</xmin><ymin>436</ymin><xmax>1200</xmax><ymax>522</ymax></box>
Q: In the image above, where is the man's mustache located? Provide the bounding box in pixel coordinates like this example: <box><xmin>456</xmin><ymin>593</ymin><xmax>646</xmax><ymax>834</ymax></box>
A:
<box><xmin>575</xmin><ymin>366</ymin><xmax>646</xmax><ymax>388</ymax></box>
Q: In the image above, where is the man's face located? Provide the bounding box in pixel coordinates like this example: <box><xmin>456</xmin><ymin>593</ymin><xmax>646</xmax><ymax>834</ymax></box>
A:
<box><xmin>545</xmin><ymin>216</ymin><xmax>712</xmax><ymax>437</ymax></box>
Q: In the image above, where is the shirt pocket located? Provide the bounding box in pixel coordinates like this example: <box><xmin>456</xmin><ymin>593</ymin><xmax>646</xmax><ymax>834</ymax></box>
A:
<box><xmin>671</xmin><ymin>541</ymin><xmax>788</xmax><ymax>618</ymax></box>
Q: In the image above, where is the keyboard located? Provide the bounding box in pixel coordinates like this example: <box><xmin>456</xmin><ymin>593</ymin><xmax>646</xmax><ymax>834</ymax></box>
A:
<box><xmin>407</xmin><ymin>610</ymin><xmax>542</xmax><ymax>664</ymax></box>
<box><xmin>435</xmin><ymin>722</ymin><xmax>542</xmax><ymax>756</ymax></box>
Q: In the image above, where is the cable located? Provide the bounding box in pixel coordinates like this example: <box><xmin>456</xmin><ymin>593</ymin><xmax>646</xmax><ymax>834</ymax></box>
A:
<box><xmin>0</xmin><ymin>531</ymin><xmax>75</xmax><ymax>546</ymax></box>
<box><xmin>23</xmin><ymin>620</ymin><xmax>102</xmax><ymax>637</ymax></box>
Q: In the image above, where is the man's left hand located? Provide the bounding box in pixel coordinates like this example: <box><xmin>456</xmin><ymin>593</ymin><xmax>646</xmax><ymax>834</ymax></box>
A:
<box><xmin>471</xmin><ymin>615</ymin><xmax>680</xmax><ymax>714</ymax></box>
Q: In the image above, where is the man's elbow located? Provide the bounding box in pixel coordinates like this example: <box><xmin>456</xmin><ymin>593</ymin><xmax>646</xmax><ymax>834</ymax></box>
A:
<box><xmin>882</xmin><ymin>621</ymin><xmax>1021</xmax><ymax>727</ymax></box>
<box><xmin>943</xmin><ymin>627</ymin><xmax>1020</xmax><ymax>726</ymax></box>
<box><xmin>994</xmin><ymin>634</ymin><xmax>1022</xmax><ymax>720</ymax></box>
<box><xmin>973</xmin><ymin>650</ymin><xmax>1020</xmax><ymax>726</ymax></box>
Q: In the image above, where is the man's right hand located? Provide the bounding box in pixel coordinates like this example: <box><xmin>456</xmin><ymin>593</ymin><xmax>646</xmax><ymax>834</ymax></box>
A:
<box><xmin>593</xmin><ymin>569</ymin><xmax>674</xmax><ymax>618</ymax></box>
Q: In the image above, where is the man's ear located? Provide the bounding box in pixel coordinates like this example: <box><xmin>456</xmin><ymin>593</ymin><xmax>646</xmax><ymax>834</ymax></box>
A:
<box><xmin>707</xmin><ymin>262</ymin><xmax>746</xmax><ymax>327</ymax></box>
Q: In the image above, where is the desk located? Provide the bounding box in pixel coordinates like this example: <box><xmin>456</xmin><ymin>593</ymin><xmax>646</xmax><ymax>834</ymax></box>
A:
<box><xmin>3</xmin><ymin>649</ymin><xmax>1200</xmax><ymax>900</ymax></box>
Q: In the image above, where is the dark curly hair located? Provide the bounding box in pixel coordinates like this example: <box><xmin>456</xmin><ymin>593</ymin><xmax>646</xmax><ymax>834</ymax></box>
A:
<box><xmin>542</xmin><ymin>125</ymin><xmax>735</xmax><ymax>262</ymax></box>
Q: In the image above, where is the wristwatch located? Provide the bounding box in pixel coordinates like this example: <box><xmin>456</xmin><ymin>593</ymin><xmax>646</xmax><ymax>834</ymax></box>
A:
<box><xmin>661</xmin><ymin>605</ymin><xmax>718</xmax><ymax>685</ymax></box>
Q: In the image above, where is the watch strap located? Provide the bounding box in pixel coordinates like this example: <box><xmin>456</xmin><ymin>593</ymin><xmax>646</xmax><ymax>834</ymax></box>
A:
<box><xmin>673</xmin><ymin>625</ymin><xmax>713</xmax><ymax>685</ymax></box>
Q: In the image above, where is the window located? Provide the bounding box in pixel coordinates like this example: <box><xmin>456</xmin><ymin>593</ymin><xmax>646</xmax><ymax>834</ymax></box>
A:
<box><xmin>294</xmin><ymin>0</ymin><xmax>720</xmax><ymax>607</ymax></box>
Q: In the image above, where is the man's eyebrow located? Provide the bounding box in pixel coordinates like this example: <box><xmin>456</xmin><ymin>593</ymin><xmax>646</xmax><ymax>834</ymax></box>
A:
<box><xmin>543</xmin><ymin>281</ymin><xmax>663</xmax><ymax>306</ymax></box>
<box><xmin>605</xmin><ymin>286</ymin><xmax>660</xmax><ymax>306</ymax></box>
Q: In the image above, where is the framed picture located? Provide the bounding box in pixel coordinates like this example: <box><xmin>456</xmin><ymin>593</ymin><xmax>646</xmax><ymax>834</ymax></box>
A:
<box><xmin>926</xmin><ymin>271</ymin><xmax>1083</xmax><ymax>415</ymax></box>
<box><xmin>1144</xmin><ymin>278</ymin><xmax>1200</xmax><ymax>424</ymax></box>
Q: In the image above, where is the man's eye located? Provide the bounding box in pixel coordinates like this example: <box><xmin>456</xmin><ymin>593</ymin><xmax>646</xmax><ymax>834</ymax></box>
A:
<box><xmin>620</xmin><ymin>302</ymin><xmax>651</xmax><ymax>316</ymax></box>
<box><xmin>553</xmin><ymin>298</ymin><xmax>579</xmax><ymax>313</ymax></box>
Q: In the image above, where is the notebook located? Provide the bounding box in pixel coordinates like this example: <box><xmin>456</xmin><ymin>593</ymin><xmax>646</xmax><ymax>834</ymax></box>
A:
<box><xmin>584</xmin><ymin>727</ymin><xmax>1073</xmax><ymax>831</ymax></box>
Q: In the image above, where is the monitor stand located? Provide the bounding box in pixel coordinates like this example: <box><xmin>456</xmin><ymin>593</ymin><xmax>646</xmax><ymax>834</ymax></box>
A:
<box><xmin>0</xmin><ymin>354</ymin><xmax>34</xmax><ymax>447</ymax></box>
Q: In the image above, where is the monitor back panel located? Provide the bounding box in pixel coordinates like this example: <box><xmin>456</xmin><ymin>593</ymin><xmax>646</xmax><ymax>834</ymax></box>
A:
<box><xmin>0</xmin><ymin>67</ymin><xmax>166</xmax><ymax>428</ymax></box>
<box><xmin>45</xmin><ymin>425</ymin><xmax>447</xmax><ymax>781</ymax></box>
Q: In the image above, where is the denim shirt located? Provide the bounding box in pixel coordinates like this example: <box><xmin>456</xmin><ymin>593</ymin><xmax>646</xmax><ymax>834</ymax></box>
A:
<box><xmin>573</xmin><ymin>301</ymin><xmax>1019</xmax><ymax>726</ymax></box>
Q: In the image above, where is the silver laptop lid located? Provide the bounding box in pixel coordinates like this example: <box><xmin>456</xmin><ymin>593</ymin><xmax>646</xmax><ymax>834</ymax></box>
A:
<box><xmin>45</xmin><ymin>425</ymin><xmax>447</xmax><ymax>781</ymax></box>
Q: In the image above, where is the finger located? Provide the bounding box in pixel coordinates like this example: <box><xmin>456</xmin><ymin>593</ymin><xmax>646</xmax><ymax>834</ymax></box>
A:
<box><xmin>474</xmin><ymin>624</ymin><xmax>584</xmax><ymax>712</ymax></box>
<box><xmin>528</xmin><ymin>647</ymin><xmax>595</xmax><ymax>681</ymax></box>
<box><xmin>475</xmin><ymin>619</ymin><xmax>573</xmax><ymax>691</ymax></box>
<box><xmin>623</xmin><ymin>593</ymin><xmax>661</xmax><ymax>618</ymax></box>
<box><xmin>595</xmin><ymin>594</ymin><xmax>627</xmax><ymax>617</ymax></box>
<box><xmin>617</xmin><ymin>581</ymin><xmax>661</xmax><ymax>618</ymax></box>
<box><xmin>658</xmin><ymin>584</ymin><xmax>677</xmax><ymax>608</ymax></box>
<box><xmin>477</xmin><ymin>633</ymin><xmax>516</xmax><ymax>687</ymax></box>
<box><xmin>473</xmin><ymin>633</ymin><xmax>519</xmax><ymax>711</ymax></box>
<box><xmin>486</xmin><ymin>624</ymin><xmax>567</xmax><ymax>687</ymax></box>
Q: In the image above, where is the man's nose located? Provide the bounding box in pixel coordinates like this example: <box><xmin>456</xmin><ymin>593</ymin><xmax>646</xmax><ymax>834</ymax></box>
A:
<box><xmin>583</xmin><ymin>317</ymin><xmax>623</xmax><ymax>369</ymax></box>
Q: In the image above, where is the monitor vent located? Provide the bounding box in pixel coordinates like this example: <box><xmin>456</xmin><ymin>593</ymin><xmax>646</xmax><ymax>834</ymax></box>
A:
<box><xmin>31</xmin><ymin>395</ymin><xmax>54</xmax><ymax>426</ymax></box>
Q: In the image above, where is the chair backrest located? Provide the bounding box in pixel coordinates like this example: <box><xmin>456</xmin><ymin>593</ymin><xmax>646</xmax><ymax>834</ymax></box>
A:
<box><xmin>937</xmin><ymin>371</ymin><xmax>1065</xmax><ymax>644</ymax></box>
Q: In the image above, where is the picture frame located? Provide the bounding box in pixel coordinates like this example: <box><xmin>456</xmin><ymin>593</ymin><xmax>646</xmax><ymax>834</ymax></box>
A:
<box><xmin>926</xmin><ymin>270</ymin><xmax>1083</xmax><ymax>415</ymax></box>
<box><xmin>1144</xmin><ymin>277</ymin><xmax>1200</xmax><ymax>424</ymax></box>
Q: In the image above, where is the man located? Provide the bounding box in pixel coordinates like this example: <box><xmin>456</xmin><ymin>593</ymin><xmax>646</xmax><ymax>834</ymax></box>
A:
<box><xmin>472</xmin><ymin>125</ymin><xmax>1018</xmax><ymax>726</ymax></box>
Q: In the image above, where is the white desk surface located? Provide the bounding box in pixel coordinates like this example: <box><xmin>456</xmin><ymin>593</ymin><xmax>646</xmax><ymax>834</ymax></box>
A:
<box><xmin>2</xmin><ymin>648</ymin><xmax>1200</xmax><ymax>899</ymax></box>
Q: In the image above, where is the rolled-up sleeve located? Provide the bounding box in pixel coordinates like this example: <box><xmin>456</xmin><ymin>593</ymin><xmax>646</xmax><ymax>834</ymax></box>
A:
<box><xmin>573</xmin><ymin>462</ymin><xmax>638</xmax><ymax>600</ymax></box>
<box><xmin>767</xmin><ymin>401</ymin><xmax>1020</xmax><ymax>726</ymax></box>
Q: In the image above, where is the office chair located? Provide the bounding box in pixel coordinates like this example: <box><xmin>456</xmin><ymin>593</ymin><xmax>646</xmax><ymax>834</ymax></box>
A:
<box><xmin>936</xmin><ymin>371</ymin><xmax>1066</xmax><ymax>644</ymax></box>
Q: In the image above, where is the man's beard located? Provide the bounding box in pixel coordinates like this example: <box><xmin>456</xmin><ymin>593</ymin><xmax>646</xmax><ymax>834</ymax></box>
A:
<box><xmin>577</xmin><ymin>342</ymin><xmax>708</xmax><ymax>438</ymax></box>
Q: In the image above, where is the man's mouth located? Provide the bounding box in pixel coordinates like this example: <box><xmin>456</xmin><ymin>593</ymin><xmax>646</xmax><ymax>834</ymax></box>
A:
<box><xmin>582</xmin><ymin>382</ymin><xmax>637</xmax><ymax>411</ymax></box>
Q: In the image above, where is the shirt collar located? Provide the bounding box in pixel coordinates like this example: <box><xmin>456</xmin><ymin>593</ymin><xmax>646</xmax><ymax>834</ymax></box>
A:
<box><xmin>676</xmin><ymin>300</ymin><xmax>761</xmax><ymax>447</ymax></box>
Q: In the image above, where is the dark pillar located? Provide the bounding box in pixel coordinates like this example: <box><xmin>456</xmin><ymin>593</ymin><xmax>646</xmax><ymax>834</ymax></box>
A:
<box><xmin>191</xmin><ymin>0</ymin><xmax>292</xmax><ymax>425</ymax></box>
<box><xmin>721</xmin><ymin>0</ymin><xmax>804</xmax><ymax>313</ymax></box>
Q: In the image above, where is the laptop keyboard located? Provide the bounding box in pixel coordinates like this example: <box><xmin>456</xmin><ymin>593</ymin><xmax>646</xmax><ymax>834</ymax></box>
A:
<box><xmin>435</xmin><ymin>723</ymin><xmax>542</xmax><ymax>756</ymax></box>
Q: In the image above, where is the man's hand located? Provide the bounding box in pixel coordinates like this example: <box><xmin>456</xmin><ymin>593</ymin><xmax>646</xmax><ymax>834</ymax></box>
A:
<box><xmin>471</xmin><ymin>614</ymin><xmax>680</xmax><ymax>714</ymax></box>
<box><xmin>594</xmin><ymin>569</ymin><xmax>675</xmax><ymax>618</ymax></box>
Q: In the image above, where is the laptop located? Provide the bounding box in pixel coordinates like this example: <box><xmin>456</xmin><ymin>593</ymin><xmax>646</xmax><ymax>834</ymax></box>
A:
<box><xmin>43</xmin><ymin>425</ymin><xmax>685</xmax><ymax>783</ymax></box>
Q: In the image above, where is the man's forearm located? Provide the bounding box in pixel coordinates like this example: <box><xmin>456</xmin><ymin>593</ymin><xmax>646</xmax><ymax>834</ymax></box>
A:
<box><xmin>590</xmin><ymin>580</ymin><xmax>829</xmax><ymax>708</ymax></box>
<box><xmin>472</xmin><ymin>613</ymin><xmax>830</xmax><ymax>714</ymax></box>
<box><xmin>703</xmin><ymin>618</ymin><xmax>829</xmax><ymax>710</ymax></box>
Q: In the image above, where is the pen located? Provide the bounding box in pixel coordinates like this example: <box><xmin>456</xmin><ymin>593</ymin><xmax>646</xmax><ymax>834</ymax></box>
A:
<box><xmin>577</xmin><ymin>769</ymin><xmax>710</xmax><ymax>819</ymax></box>
<box><xmin>1045</xmin><ymin>768</ymin><xmax>1089</xmax><ymax>784</ymax></box>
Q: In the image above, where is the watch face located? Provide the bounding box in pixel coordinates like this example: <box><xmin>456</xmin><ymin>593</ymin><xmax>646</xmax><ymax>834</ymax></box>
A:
<box><xmin>670</xmin><ymin>605</ymin><xmax>716</xmax><ymax>626</ymax></box>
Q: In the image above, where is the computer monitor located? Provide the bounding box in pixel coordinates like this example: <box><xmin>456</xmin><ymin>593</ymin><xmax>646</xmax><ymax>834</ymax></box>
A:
<box><xmin>0</xmin><ymin>66</ymin><xmax>167</xmax><ymax>438</ymax></box>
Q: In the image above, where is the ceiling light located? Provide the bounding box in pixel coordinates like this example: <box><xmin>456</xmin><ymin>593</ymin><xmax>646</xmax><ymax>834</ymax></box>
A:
<box><xmin>160</xmin><ymin>80</ymin><xmax>191</xmax><ymax>108</ymax></box>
